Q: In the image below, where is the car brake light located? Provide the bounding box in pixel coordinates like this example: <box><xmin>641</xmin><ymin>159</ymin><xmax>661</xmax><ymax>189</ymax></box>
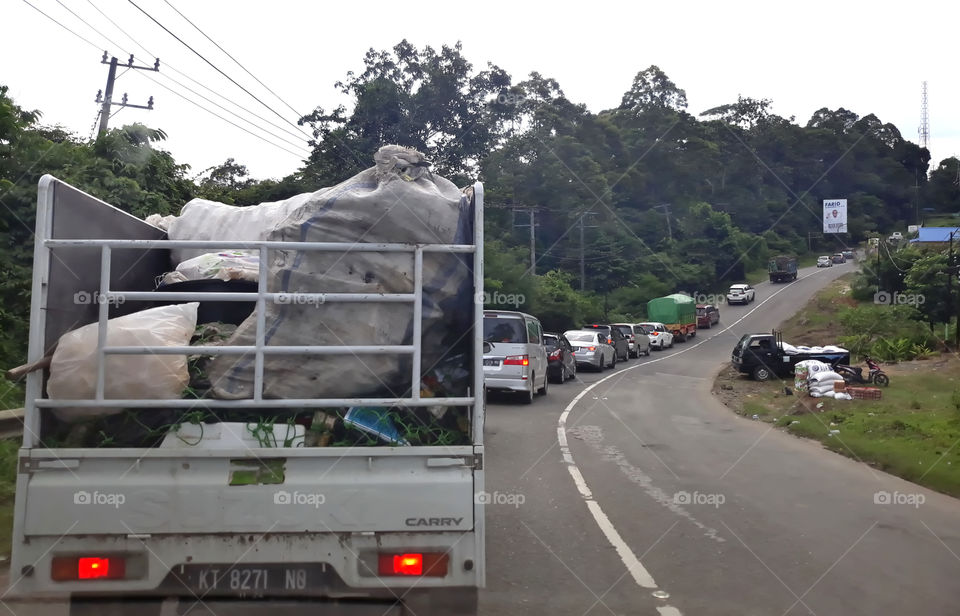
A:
<box><xmin>548</xmin><ymin>349</ymin><xmax>562</xmax><ymax>360</ymax></box>
<box><xmin>587</xmin><ymin>346</ymin><xmax>596</xmax><ymax>351</ymax></box>
<box><xmin>52</xmin><ymin>556</ymin><xmax>126</xmax><ymax>581</ymax></box>
<box><xmin>607</xmin><ymin>337</ymin><xmax>613</xmax><ymax>344</ymax></box>
<box><xmin>378</xmin><ymin>552</ymin><xmax>449</xmax><ymax>577</ymax></box>
<box><xmin>651</xmin><ymin>332</ymin><xmax>659</xmax><ymax>336</ymax></box>
<box><xmin>503</xmin><ymin>355</ymin><xmax>529</xmax><ymax>366</ymax></box>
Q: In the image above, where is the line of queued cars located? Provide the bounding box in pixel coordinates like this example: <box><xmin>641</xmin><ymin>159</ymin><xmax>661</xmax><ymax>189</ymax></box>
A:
<box><xmin>817</xmin><ymin>250</ymin><xmax>855</xmax><ymax>267</ymax></box>
<box><xmin>483</xmin><ymin>310</ymin><xmax>681</xmax><ymax>403</ymax></box>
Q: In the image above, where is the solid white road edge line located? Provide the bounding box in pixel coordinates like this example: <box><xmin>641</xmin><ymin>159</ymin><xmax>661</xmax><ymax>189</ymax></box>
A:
<box><xmin>556</xmin><ymin>268</ymin><xmax>828</xmax><ymax>606</ymax></box>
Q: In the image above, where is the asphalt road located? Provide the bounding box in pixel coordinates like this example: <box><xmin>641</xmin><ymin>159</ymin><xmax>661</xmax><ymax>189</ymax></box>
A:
<box><xmin>480</xmin><ymin>261</ymin><xmax>960</xmax><ymax>616</ymax></box>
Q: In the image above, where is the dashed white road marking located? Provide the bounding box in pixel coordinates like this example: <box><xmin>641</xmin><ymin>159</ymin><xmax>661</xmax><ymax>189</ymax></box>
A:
<box><xmin>556</xmin><ymin>268</ymin><xmax>830</xmax><ymax>613</ymax></box>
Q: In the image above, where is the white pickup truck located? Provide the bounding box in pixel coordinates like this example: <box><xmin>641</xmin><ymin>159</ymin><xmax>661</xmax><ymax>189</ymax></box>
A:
<box><xmin>9</xmin><ymin>176</ymin><xmax>486</xmax><ymax>615</ymax></box>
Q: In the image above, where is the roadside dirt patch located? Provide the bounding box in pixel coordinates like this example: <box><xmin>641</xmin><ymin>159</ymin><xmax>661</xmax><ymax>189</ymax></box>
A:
<box><xmin>712</xmin><ymin>364</ymin><xmax>797</xmax><ymax>417</ymax></box>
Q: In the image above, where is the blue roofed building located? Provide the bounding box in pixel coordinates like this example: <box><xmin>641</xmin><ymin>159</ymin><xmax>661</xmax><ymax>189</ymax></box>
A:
<box><xmin>909</xmin><ymin>227</ymin><xmax>960</xmax><ymax>247</ymax></box>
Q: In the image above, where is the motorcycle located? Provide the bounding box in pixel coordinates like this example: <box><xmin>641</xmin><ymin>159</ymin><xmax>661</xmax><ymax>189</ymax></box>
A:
<box><xmin>832</xmin><ymin>356</ymin><xmax>889</xmax><ymax>387</ymax></box>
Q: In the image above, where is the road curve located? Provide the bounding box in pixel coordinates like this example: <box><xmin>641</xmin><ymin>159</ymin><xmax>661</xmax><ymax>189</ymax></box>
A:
<box><xmin>481</xmin><ymin>262</ymin><xmax>960</xmax><ymax>615</ymax></box>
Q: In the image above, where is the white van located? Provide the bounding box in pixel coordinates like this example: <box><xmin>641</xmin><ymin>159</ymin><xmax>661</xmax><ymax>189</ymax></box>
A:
<box><xmin>482</xmin><ymin>310</ymin><xmax>549</xmax><ymax>403</ymax></box>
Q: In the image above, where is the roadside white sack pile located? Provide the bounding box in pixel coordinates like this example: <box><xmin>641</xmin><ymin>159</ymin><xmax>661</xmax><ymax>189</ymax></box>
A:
<box><xmin>164</xmin><ymin>145</ymin><xmax>473</xmax><ymax>400</ymax></box>
<box><xmin>805</xmin><ymin>368</ymin><xmax>852</xmax><ymax>400</ymax></box>
<box><xmin>793</xmin><ymin>359</ymin><xmax>828</xmax><ymax>393</ymax></box>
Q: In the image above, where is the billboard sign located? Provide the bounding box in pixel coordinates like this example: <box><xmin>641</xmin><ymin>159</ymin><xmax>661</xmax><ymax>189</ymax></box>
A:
<box><xmin>823</xmin><ymin>199</ymin><xmax>847</xmax><ymax>233</ymax></box>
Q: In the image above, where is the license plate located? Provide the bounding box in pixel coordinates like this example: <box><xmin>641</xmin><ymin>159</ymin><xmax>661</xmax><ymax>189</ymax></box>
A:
<box><xmin>167</xmin><ymin>563</ymin><xmax>341</xmax><ymax>596</ymax></box>
<box><xmin>483</xmin><ymin>359</ymin><xmax>500</xmax><ymax>366</ymax></box>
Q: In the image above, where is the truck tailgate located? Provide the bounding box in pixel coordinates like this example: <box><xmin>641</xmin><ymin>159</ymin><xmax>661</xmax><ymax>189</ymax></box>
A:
<box><xmin>21</xmin><ymin>447</ymin><xmax>477</xmax><ymax>535</ymax></box>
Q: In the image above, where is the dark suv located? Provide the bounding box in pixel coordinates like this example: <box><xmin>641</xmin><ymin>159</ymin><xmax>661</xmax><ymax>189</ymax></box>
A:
<box><xmin>581</xmin><ymin>324</ymin><xmax>629</xmax><ymax>362</ymax></box>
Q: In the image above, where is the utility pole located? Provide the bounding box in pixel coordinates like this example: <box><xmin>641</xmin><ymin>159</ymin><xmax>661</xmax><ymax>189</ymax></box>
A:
<box><xmin>950</xmin><ymin>231</ymin><xmax>960</xmax><ymax>348</ymax></box>
<box><xmin>654</xmin><ymin>204</ymin><xmax>672</xmax><ymax>241</ymax></box>
<box><xmin>576</xmin><ymin>212</ymin><xmax>599</xmax><ymax>291</ymax></box>
<box><xmin>949</xmin><ymin>232</ymin><xmax>953</xmax><ymax>344</ymax></box>
<box><xmin>95</xmin><ymin>52</ymin><xmax>159</xmax><ymax>137</ymax></box>
<box><xmin>876</xmin><ymin>243</ymin><xmax>881</xmax><ymax>295</ymax></box>
<box><xmin>528</xmin><ymin>209</ymin><xmax>536</xmax><ymax>277</ymax></box>
<box><xmin>511</xmin><ymin>207</ymin><xmax>540</xmax><ymax>276</ymax></box>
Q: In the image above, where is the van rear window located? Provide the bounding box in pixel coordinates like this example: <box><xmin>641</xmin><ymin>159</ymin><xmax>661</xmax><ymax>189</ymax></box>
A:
<box><xmin>483</xmin><ymin>317</ymin><xmax>527</xmax><ymax>343</ymax></box>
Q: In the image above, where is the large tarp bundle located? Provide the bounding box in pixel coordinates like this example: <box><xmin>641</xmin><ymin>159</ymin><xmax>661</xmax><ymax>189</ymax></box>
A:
<box><xmin>166</xmin><ymin>146</ymin><xmax>473</xmax><ymax>400</ymax></box>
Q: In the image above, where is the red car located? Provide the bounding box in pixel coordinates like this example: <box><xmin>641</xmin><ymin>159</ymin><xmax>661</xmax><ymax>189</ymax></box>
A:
<box><xmin>696</xmin><ymin>304</ymin><xmax>720</xmax><ymax>329</ymax></box>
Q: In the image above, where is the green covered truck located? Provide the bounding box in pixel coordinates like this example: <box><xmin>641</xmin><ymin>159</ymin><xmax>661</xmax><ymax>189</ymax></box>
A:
<box><xmin>646</xmin><ymin>294</ymin><xmax>697</xmax><ymax>342</ymax></box>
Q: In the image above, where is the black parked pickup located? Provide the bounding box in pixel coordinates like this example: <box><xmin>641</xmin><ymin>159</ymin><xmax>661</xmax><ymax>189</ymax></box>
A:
<box><xmin>731</xmin><ymin>331</ymin><xmax>850</xmax><ymax>381</ymax></box>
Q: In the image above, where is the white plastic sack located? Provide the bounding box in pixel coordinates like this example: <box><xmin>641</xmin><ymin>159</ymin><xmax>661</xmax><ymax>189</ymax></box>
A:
<box><xmin>796</xmin><ymin>359</ymin><xmax>829</xmax><ymax>374</ymax></box>
<box><xmin>810</xmin><ymin>383</ymin><xmax>839</xmax><ymax>395</ymax></box>
<box><xmin>174</xmin><ymin>251</ymin><xmax>260</xmax><ymax>282</ymax></box>
<box><xmin>794</xmin><ymin>363</ymin><xmax>810</xmax><ymax>392</ymax></box>
<box><xmin>47</xmin><ymin>303</ymin><xmax>199</xmax><ymax>422</ymax></box>
<box><xmin>167</xmin><ymin>194</ymin><xmax>313</xmax><ymax>263</ymax></box>
<box><xmin>190</xmin><ymin>146</ymin><xmax>473</xmax><ymax>400</ymax></box>
<box><xmin>145</xmin><ymin>213</ymin><xmax>177</xmax><ymax>232</ymax></box>
<box><xmin>819</xmin><ymin>390</ymin><xmax>836</xmax><ymax>398</ymax></box>
<box><xmin>810</xmin><ymin>370</ymin><xmax>844</xmax><ymax>384</ymax></box>
<box><xmin>834</xmin><ymin>392</ymin><xmax>853</xmax><ymax>400</ymax></box>
<box><xmin>821</xmin><ymin>345</ymin><xmax>848</xmax><ymax>353</ymax></box>
<box><xmin>779</xmin><ymin>342</ymin><xmax>799</xmax><ymax>355</ymax></box>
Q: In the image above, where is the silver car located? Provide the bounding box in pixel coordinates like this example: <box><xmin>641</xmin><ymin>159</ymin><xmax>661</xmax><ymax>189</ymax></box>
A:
<box><xmin>612</xmin><ymin>323</ymin><xmax>651</xmax><ymax>357</ymax></box>
<box><xmin>564</xmin><ymin>330</ymin><xmax>615</xmax><ymax>371</ymax></box>
<box><xmin>483</xmin><ymin>310</ymin><xmax>550</xmax><ymax>403</ymax></box>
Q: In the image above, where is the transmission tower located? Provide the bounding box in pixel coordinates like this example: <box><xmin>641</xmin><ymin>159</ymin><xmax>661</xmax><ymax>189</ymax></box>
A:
<box><xmin>919</xmin><ymin>80</ymin><xmax>930</xmax><ymax>150</ymax></box>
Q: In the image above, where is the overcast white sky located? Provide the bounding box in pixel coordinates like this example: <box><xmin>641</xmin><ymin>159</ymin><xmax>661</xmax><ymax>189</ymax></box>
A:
<box><xmin>4</xmin><ymin>0</ymin><xmax>959</xmax><ymax>184</ymax></box>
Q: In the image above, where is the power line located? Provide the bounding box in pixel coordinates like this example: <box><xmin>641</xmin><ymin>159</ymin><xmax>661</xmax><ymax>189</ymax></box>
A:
<box><xmin>127</xmin><ymin>0</ymin><xmax>364</xmax><ymax>172</ymax></box>
<box><xmin>86</xmin><ymin>0</ymin><xmax>310</xmax><ymax>147</ymax></box>
<box><xmin>127</xmin><ymin>0</ymin><xmax>311</xmax><ymax>142</ymax></box>
<box><xmin>160</xmin><ymin>0</ymin><xmax>311</xmax><ymax>134</ymax></box>
<box><xmin>53</xmin><ymin>0</ymin><xmax>115</xmax><ymax>49</ymax></box>
<box><xmin>138</xmin><ymin>71</ymin><xmax>306</xmax><ymax>159</ymax></box>
<box><xmin>30</xmin><ymin>0</ymin><xmax>310</xmax><ymax>158</ymax></box>
<box><xmin>79</xmin><ymin>0</ymin><xmax>310</xmax><ymax>152</ymax></box>
<box><xmin>20</xmin><ymin>0</ymin><xmax>103</xmax><ymax>52</ymax></box>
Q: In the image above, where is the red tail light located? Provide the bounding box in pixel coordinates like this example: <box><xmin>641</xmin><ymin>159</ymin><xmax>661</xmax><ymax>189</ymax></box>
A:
<box><xmin>548</xmin><ymin>349</ymin><xmax>562</xmax><ymax>360</ymax></box>
<box><xmin>587</xmin><ymin>346</ymin><xmax>596</xmax><ymax>351</ymax></box>
<box><xmin>378</xmin><ymin>552</ymin><xmax>449</xmax><ymax>577</ymax></box>
<box><xmin>503</xmin><ymin>355</ymin><xmax>529</xmax><ymax>366</ymax></box>
<box><xmin>52</xmin><ymin>556</ymin><xmax>126</xmax><ymax>581</ymax></box>
<box><xmin>607</xmin><ymin>337</ymin><xmax>613</xmax><ymax>344</ymax></box>
<box><xmin>650</xmin><ymin>332</ymin><xmax>659</xmax><ymax>336</ymax></box>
